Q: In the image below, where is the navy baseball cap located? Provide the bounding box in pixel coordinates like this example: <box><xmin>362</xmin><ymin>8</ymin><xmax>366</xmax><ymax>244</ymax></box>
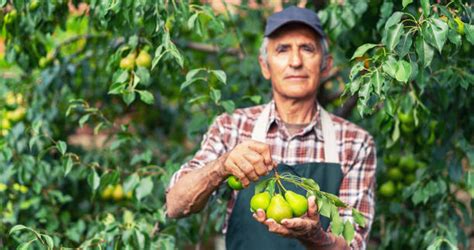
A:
<box><xmin>264</xmin><ymin>6</ymin><xmax>326</xmax><ymax>38</ymax></box>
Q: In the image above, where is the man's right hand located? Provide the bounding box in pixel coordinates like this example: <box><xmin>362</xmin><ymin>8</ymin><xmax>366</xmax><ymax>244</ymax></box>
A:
<box><xmin>221</xmin><ymin>140</ymin><xmax>274</xmax><ymax>187</ymax></box>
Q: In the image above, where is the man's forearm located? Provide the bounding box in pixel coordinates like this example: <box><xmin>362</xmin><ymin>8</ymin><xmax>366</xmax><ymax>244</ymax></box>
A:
<box><xmin>166</xmin><ymin>154</ymin><xmax>228</xmax><ymax>218</ymax></box>
<box><xmin>299</xmin><ymin>228</ymin><xmax>350</xmax><ymax>250</ymax></box>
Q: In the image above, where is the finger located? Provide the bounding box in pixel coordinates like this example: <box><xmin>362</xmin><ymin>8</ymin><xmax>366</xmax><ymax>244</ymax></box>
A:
<box><xmin>226</xmin><ymin>159</ymin><xmax>250</xmax><ymax>186</ymax></box>
<box><xmin>252</xmin><ymin>209</ymin><xmax>266</xmax><ymax>223</ymax></box>
<box><xmin>265</xmin><ymin>219</ymin><xmax>291</xmax><ymax>235</ymax></box>
<box><xmin>234</xmin><ymin>156</ymin><xmax>259</xmax><ymax>181</ymax></box>
<box><xmin>281</xmin><ymin>218</ymin><xmax>313</xmax><ymax>232</ymax></box>
<box><xmin>243</xmin><ymin>152</ymin><xmax>268</xmax><ymax>176</ymax></box>
<box><xmin>248</xmin><ymin>141</ymin><xmax>273</xmax><ymax>166</ymax></box>
<box><xmin>307</xmin><ymin>196</ymin><xmax>318</xmax><ymax>220</ymax></box>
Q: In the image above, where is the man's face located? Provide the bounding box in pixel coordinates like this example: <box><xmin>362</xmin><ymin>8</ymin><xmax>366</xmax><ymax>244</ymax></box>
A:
<box><xmin>259</xmin><ymin>25</ymin><xmax>326</xmax><ymax>101</ymax></box>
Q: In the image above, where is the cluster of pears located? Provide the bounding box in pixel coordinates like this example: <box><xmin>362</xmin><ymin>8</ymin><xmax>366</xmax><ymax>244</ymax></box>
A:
<box><xmin>119</xmin><ymin>48</ymin><xmax>152</xmax><ymax>70</ymax></box>
<box><xmin>251</xmin><ymin>190</ymin><xmax>308</xmax><ymax>223</ymax></box>
<box><xmin>101</xmin><ymin>184</ymin><xmax>132</xmax><ymax>201</ymax></box>
<box><xmin>227</xmin><ymin>176</ymin><xmax>309</xmax><ymax>223</ymax></box>
<box><xmin>1</xmin><ymin>92</ymin><xmax>27</xmax><ymax>137</ymax></box>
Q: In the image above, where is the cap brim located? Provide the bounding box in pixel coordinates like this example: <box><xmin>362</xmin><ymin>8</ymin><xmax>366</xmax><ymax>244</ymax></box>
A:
<box><xmin>264</xmin><ymin>20</ymin><xmax>325</xmax><ymax>38</ymax></box>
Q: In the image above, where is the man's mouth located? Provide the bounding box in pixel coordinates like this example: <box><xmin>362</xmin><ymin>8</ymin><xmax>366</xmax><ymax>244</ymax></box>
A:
<box><xmin>285</xmin><ymin>75</ymin><xmax>308</xmax><ymax>79</ymax></box>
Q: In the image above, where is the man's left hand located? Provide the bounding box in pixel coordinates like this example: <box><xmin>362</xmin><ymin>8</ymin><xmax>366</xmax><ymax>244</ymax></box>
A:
<box><xmin>253</xmin><ymin>195</ymin><xmax>350</xmax><ymax>249</ymax></box>
<box><xmin>252</xmin><ymin>195</ymin><xmax>322</xmax><ymax>239</ymax></box>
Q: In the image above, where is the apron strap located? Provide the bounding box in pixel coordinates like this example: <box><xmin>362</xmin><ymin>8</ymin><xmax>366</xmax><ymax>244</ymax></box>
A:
<box><xmin>320</xmin><ymin>108</ymin><xmax>339</xmax><ymax>164</ymax></box>
<box><xmin>251</xmin><ymin>104</ymin><xmax>271</xmax><ymax>143</ymax></box>
<box><xmin>251</xmin><ymin>103</ymin><xmax>340</xmax><ymax>163</ymax></box>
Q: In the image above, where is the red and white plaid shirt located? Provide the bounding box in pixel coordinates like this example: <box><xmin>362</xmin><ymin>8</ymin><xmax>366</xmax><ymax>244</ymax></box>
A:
<box><xmin>169</xmin><ymin>100</ymin><xmax>376</xmax><ymax>249</ymax></box>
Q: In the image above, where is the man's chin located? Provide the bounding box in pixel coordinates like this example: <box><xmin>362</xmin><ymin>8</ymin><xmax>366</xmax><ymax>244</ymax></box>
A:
<box><xmin>279</xmin><ymin>92</ymin><xmax>317</xmax><ymax>101</ymax></box>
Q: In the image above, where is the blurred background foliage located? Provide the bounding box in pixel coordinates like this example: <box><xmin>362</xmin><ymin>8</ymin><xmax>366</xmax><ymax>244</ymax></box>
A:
<box><xmin>0</xmin><ymin>0</ymin><xmax>472</xmax><ymax>249</ymax></box>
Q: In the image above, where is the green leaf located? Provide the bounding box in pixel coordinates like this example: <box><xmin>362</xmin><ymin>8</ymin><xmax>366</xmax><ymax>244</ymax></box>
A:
<box><xmin>254</xmin><ymin>178</ymin><xmax>271</xmax><ymax>194</ymax></box>
<box><xmin>124</xmin><ymin>173</ymin><xmax>140</xmax><ymax>193</ymax></box>
<box><xmin>352</xmin><ymin>208</ymin><xmax>366</xmax><ymax>227</ymax></box>
<box><xmin>325</xmin><ymin>193</ymin><xmax>347</xmax><ymax>208</ymax></box>
<box><xmin>186</xmin><ymin>68</ymin><xmax>204</xmax><ymax>82</ymax></box>
<box><xmin>446</xmin><ymin>29</ymin><xmax>461</xmax><ymax>47</ymax></box>
<box><xmin>9</xmin><ymin>225</ymin><xmax>28</xmax><ymax>234</ymax></box>
<box><xmin>210</xmin><ymin>88</ymin><xmax>221</xmax><ymax>104</ymax></box>
<box><xmin>464</xmin><ymin>24</ymin><xmax>474</xmax><ymax>45</ymax></box>
<box><xmin>167</xmin><ymin>42</ymin><xmax>184</xmax><ymax>68</ymax></box>
<box><xmin>151</xmin><ymin>45</ymin><xmax>164</xmax><ymax>70</ymax></box>
<box><xmin>397</xmin><ymin>33</ymin><xmax>413</xmax><ymax>58</ymax></box>
<box><xmin>423</xmin><ymin>19</ymin><xmax>448</xmax><ymax>53</ymax></box>
<box><xmin>319</xmin><ymin>197</ymin><xmax>331</xmax><ymax>218</ymax></box>
<box><xmin>395</xmin><ymin>60</ymin><xmax>412</xmax><ymax>82</ymax></box>
<box><xmin>249</xmin><ymin>95</ymin><xmax>262</xmax><ymax>104</ymax></box>
<box><xmin>385</xmin><ymin>12</ymin><xmax>404</xmax><ymax>29</ymax></box>
<box><xmin>57</xmin><ymin>141</ymin><xmax>67</xmax><ymax>155</ymax></box>
<box><xmin>17</xmin><ymin>239</ymin><xmax>37</xmax><ymax>250</ymax></box>
<box><xmin>415</xmin><ymin>36</ymin><xmax>434</xmax><ymax>68</ymax></box>
<box><xmin>123</xmin><ymin>90</ymin><xmax>136</xmax><ymax>105</ymax></box>
<box><xmin>349</xmin><ymin>77</ymin><xmax>361</xmax><ymax>95</ymax></box>
<box><xmin>136</xmin><ymin>67</ymin><xmax>150</xmax><ymax>86</ymax></box>
<box><xmin>187</xmin><ymin>13</ymin><xmax>199</xmax><ymax>30</ymax></box>
<box><xmin>100</xmin><ymin>170</ymin><xmax>120</xmax><ymax>187</ymax></box>
<box><xmin>382</xmin><ymin>56</ymin><xmax>398</xmax><ymax>79</ymax></box>
<box><xmin>349</xmin><ymin>61</ymin><xmax>365</xmax><ymax>81</ymax></box>
<box><xmin>391</xmin><ymin>119</ymin><xmax>400</xmax><ymax>142</ymax></box>
<box><xmin>330</xmin><ymin>205</ymin><xmax>343</xmax><ymax>235</ymax></box>
<box><xmin>108</xmin><ymin>81</ymin><xmax>126</xmax><ymax>95</ymax></box>
<box><xmin>187</xmin><ymin>95</ymin><xmax>208</xmax><ymax>104</ymax></box>
<box><xmin>343</xmin><ymin>221</ymin><xmax>355</xmax><ymax>244</ymax></box>
<box><xmin>420</xmin><ymin>0</ymin><xmax>430</xmax><ymax>16</ymax></box>
<box><xmin>87</xmin><ymin>169</ymin><xmax>100</xmax><ymax>191</ymax></box>
<box><xmin>383</xmin><ymin>23</ymin><xmax>404</xmax><ymax>51</ymax></box>
<box><xmin>358</xmin><ymin>79</ymin><xmax>371</xmax><ymax>102</ymax></box>
<box><xmin>266</xmin><ymin>179</ymin><xmax>276</xmax><ymax>197</ymax></box>
<box><xmin>221</xmin><ymin>100</ymin><xmax>235</xmax><ymax>114</ymax></box>
<box><xmin>41</xmin><ymin>234</ymin><xmax>54</xmax><ymax>248</ymax></box>
<box><xmin>371</xmin><ymin>69</ymin><xmax>383</xmax><ymax>96</ymax></box>
<box><xmin>402</xmin><ymin>0</ymin><xmax>413</xmax><ymax>8</ymax></box>
<box><xmin>351</xmin><ymin>43</ymin><xmax>377</xmax><ymax>60</ymax></box>
<box><xmin>130</xmin><ymin>150</ymin><xmax>152</xmax><ymax>165</ymax></box>
<box><xmin>114</xmin><ymin>70</ymin><xmax>129</xmax><ymax>83</ymax></box>
<box><xmin>211</xmin><ymin>70</ymin><xmax>227</xmax><ymax>84</ymax></box>
<box><xmin>137</xmin><ymin>90</ymin><xmax>154</xmax><ymax>104</ymax></box>
<box><xmin>180</xmin><ymin>77</ymin><xmax>206</xmax><ymax>91</ymax></box>
<box><xmin>302</xmin><ymin>178</ymin><xmax>320</xmax><ymax>192</ymax></box>
<box><xmin>136</xmin><ymin>177</ymin><xmax>154</xmax><ymax>201</ymax></box>
<box><xmin>64</xmin><ymin>156</ymin><xmax>73</xmax><ymax>176</ymax></box>
<box><xmin>79</xmin><ymin>114</ymin><xmax>90</xmax><ymax>128</ymax></box>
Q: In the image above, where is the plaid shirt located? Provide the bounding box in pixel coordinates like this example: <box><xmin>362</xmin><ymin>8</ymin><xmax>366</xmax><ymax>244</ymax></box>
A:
<box><xmin>169</xmin><ymin>100</ymin><xmax>376</xmax><ymax>249</ymax></box>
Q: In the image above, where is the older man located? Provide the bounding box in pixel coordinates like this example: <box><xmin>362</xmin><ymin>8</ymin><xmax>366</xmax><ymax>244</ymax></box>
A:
<box><xmin>166</xmin><ymin>6</ymin><xmax>376</xmax><ymax>250</ymax></box>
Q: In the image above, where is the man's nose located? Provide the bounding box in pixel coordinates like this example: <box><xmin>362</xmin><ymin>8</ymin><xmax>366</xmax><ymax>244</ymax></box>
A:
<box><xmin>289</xmin><ymin>51</ymin><xmax>303</xmax><ymax>68</ymax></box>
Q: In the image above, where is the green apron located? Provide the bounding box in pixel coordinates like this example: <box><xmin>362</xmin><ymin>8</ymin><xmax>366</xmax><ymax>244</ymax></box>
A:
<box><xmin>225</xmin><ymin>104</ymin><xmax>343</xmax><ymax>250</ymax></box>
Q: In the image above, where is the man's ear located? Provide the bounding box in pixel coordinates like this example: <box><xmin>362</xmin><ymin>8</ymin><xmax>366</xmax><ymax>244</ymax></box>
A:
<box><xmin>320</xmin><ymin>55</ymin><xmax>333</xmax><ymax>79</ymax></box>
<box><xmin>259</xmin><ymin>56</ymin><xmax>271</xmax><ymax>80</ymax></box>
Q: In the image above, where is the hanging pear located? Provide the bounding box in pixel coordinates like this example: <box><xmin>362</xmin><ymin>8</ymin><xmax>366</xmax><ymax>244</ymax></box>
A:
<box><xmin>284</xmin><ymin>190</ymin><xmax>308</xmax><ymax>217</ymax></box>
<box><xmin>266</xmin><ymin>194</ymin><xmax>293</xmax><ymax>223</ymax></box>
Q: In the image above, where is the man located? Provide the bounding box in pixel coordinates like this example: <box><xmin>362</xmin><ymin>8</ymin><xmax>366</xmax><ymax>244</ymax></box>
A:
<box><xmin>166</xmin><ymin>6</ymin><xmax>376</xmax><ymax>250</ymax></box>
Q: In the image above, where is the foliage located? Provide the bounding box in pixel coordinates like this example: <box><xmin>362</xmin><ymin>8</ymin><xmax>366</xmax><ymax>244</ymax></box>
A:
<box><xmin>0</xmin><ymin>0</ymin><xmax>472</xmax><ymax>249</ymax></box>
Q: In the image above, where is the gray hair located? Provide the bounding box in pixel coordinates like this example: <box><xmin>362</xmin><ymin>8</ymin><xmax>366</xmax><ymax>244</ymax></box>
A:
<box><xmin>259</xmin><ymin>37</ymin><xmax>329</xmax><ymax>69</ymax></box>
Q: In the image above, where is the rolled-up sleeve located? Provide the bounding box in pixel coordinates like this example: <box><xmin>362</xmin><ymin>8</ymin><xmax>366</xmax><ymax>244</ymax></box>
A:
<box><xmin>168</xmin><ymin>114</ymin><xmax>228</xmax><ymax>189</ymax></box>
<box><xmin>339</xmin><ymin>135</ymin><xmax>376</xmax><ymax>249</ymax></box>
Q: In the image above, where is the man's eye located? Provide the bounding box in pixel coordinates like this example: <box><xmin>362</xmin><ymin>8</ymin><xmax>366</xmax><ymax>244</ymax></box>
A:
<box><xmin>302</xmin><ymin>45</ymin><xmax>315</xmax><ymax>52</ymax></box>
<box><xmin>276</xmin><ymin>47</ymin><xmax>288</xmax><ymax>53</ymax></box>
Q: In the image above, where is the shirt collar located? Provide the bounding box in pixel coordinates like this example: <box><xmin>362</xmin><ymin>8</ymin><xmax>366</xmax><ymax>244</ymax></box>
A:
<box><xmin>266</xmin><ymin>99</ymin><xmax>324</xmax><ymax>140</ymax></box>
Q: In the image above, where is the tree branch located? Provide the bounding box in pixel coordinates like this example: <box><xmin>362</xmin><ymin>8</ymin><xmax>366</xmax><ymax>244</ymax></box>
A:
<box><xmin>335</xmin><ymin>95</ymin><xmax>358</xmax><ymax>118</ymax></box>
<box><xmin>177</xmin><ymin>40</ymin><xmax>244</xmax><ymax>58</ymax></box>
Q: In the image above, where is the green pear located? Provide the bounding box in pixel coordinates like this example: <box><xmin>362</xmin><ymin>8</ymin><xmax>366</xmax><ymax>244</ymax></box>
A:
<box><xmin>266</xmin><ymin>194</ymin><xmax>293</xmax><ymax>223</ymax></box>
<box><xmin>250</xmin><ymin>191</ymin><xmax>271</xmax><ymax>212</ymax></box>
<box><xmin>284</xmin><ymin>191</ymin><xmax>308</xmax><ymax>217</ymax></box>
